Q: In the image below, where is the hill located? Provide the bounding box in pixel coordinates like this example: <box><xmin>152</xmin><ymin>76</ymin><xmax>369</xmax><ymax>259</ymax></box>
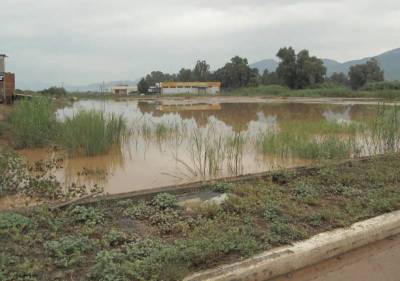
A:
<box><xmin>64</xmin><ymin>79</ymin><xmax>139</xmax><ymax>92</ymax></box>
<box><xmin>250</xmin><ymin>48</ymin><xmax>400</xmax><ymax>80</ymax></box>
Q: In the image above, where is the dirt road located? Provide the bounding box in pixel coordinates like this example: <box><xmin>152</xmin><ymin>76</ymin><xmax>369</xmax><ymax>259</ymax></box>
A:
<box><xmin>272</xmin><ymin>234</ymin><xmax>400</xmax><ymax>281</ymax></box>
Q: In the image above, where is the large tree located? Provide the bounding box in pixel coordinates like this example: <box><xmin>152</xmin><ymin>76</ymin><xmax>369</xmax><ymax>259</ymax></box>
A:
<box><xmin>276</xmin><ymin>47</ymin><xmax>326</xmax><ymax>89</ymax></box>
<box><xmin>137</xmin><ymin>78</ymin><xmax>149</xmax><ymax>93</ymax></box>
<box><xmin>215</xmin><ymin>56</ymin><xmax>259</xmax><ymax>89</ymax></box>
<box><xmin>276</xmin><ymin>47</ymin><xmax>297</xmax><ymax>89</ymax></box>
<box><xmin>192</xmin><ymin>60</ymin><xmax>211</xmax><ymax>82</ymax></box>
<box><xmin>177</xmin><ymin>68</ymin><xmax>192</xmax><ymax>82</ymax></box>
<box><xmin>349</xmin><ymin>59</ymin><xmax>384</xmax><ymax>89</ymax></box>
<box><xmin>261</xmin><ymin>69</ymin><xmax>281</xmax><ymax>85</ymax></box>
<box><xmin>329</xmin><ymin>72</ymin><xmax>349</xmax><ymax>86</ymax></box>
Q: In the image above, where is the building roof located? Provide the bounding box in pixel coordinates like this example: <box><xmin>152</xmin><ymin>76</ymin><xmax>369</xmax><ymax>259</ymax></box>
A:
<box><xmin>0</xmin><ymin>54</ymin><xmax>7</xmax><ymax>57</ymax></box>
<box><xmin>160</xmin><ymin>81</ymin><xmax>221</xmax><ymax>88</ymax></box>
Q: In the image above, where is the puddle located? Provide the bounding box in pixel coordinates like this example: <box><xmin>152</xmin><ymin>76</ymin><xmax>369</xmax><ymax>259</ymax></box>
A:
<box><xmin>17</xmin><ymin>97</ymin><xmax>394</xmax><ymax>195</ymax></box>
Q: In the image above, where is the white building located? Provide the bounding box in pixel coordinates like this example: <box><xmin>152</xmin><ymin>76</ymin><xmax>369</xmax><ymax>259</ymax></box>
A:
<box><xmin>111</xmin><ymin>85</ymin><xmax>138</xmax><ymax>95</ymax></box>
<box><xmin>159</xmin><ymin>82</ymin><xmax>221</xmax><ymax>95</ymax></box>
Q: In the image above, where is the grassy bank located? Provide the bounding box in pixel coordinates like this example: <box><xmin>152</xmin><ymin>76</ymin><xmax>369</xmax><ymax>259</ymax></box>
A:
<box><xmin>4</xmin><ymin>97</ymin><xmax>127</xmax><ymax>157</ymax></box>
<box><xmin>1</xmin><ymin>154</ymin><xmax>400</xmax><ymax>280</ymax></box>
<box><xmin>257</xmin><ymin>105</ymin><xmax>400</xmax><ymax>160</ymax></box>
<box><xmin>225</xmin><ymin>85</ymin><xmax>400</xmax><ymax>99</ymax></box>
<box><xmin>9</xmin><ymin>97</ymin><xmax>57</xmax><ymax>149</ymax></box>
<box><xmin>59</xmin><ymin>110</ymin><xmax>127</xmax><ymax>157</ymax></box>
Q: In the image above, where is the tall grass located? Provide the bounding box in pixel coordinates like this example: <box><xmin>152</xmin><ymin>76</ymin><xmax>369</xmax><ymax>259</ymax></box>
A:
<box><xmin>10</xmin><ymin>97</ymin><xmax>57</xmax><ymax>148</ymax></box>
<box><xmin>257</xmin><ymin>120</ymin><xmax>359</xmax><ymax>160</ymax></box>
<box><xmin>258</xmin><ymin>105</ymin><xmax>400</xmax><ymax>160</ymax></box>
<box><xmin>225</xmin><ymin>84</ymin><xmax>400</xmax><ymax>99</ymax></box>
<box><xmin>59</xmin><ymin>110</ymin><xmax>127</xmax><ymax>156</ymax></box>
<box><xmin>363</xmin><ymin>104</ymin><xmax>400</xmax><ymax>155</ymax></box>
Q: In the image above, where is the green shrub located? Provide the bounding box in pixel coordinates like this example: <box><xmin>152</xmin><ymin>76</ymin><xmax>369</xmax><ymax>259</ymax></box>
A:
<box><xmin>105</xmin><ymin>229</ymin><xmax>133</xmax><ymax>247</ymax></box>
<box><xmin>0</xmin><ymin>147</ymin><xmax>27</xmax><ymax>196</ymax></box>
<box><xmin>89</xmin><ymin>250</ymin><xmax>125</xmax><ymax>281</ymax></box>
<box><xmin>3</xmin><ymin>258</ymin><xmax>41</xmax><ymax>281</ymax></box>
<box><xmin>123</xmin><ymin>201</ymin><xmax>157</xmax><ymax>220</ymax></box>
<box><xmin>264</xmin><ymin>203</ymin><xmax>284</xmax><ymax>221</ymax></box>
<box><xmin>363</xmin><ymin>81</ymin><xmax>400</xmax><ymax>91</ymax></box>
<box><xmin>152</xmin><ymin>193</ymin><xmax>178</xmax><ymax>209</ymax></box>
<box><xmin>10</xmin><ymin>97</ymin><xmax>57</xmax><ymax>148</ymax></box>
<box><xmin>70</xmin><ymin>206</ymin><xmax>104</xmax><ymax>226</ymax></box>
<box><xmin>0</xmin><ymin>213</ymin><xmax>31</xmax><ymax>237</ymax></box>
<box><xmin>194</xmin><ymin>202</ymin><xmax>222</xmax><ymax>219</ymax></box>
<box><xmin>266</xmin><ymin>221</ymin><xmax>309</xmax><ymax>245</ymax></box>
<box><xmin>149</xmin><ymin>209</ymin><xmax>180</xmax><ymax>234</ymax></box>
<box><xmin>214</xmin><ymin>182</ymin><xmax>232</xmax><ymax>193</ymax></box>
<box><xmin>59</xmin><ymin>110</ymin><xmax>127</xmax><ymax>156</ymax></box>
<box><xmin>45</xmin><ymin>236</ymin><xmax>90</xmax><ymax>268</ymax></box>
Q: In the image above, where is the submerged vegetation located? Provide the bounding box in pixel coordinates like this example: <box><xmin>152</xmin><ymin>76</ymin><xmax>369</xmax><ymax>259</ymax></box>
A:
<box><xmin>59</xmin><ymin>110</ymin><xmax>127</xmax><ymax>156</ymax></box>
<box><xmin>0</xmin><ymin>145</ymin><xmax>100</xmax><ymax>200</ymax></box>
<box><xmin>3</xmin><ymin>97</ymin><xmax>400</xmax><ymax>180</ymax></box>
<box><xmin>257</xmin><ymin>105</ymin><xmax>400</xmax><ymax>160</ymax></box>
<box><xmin>1</xmin><ymin>154</ymin><xmax>400</xmax><ymax>280</ymax></box>
<box><xmin>6</xmin><ymin>98</ymin><xmax>127</xmax><ymax>157</ymax></box>
<box><xmin>10</xmin><ymin>97</ymin><xmax>57</xmax><ymax>149</ymax></box>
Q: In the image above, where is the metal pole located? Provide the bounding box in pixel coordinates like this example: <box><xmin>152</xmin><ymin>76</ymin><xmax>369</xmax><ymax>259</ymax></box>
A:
<box><xmin>2</xmin><ymin>73</ymin><xmax>5</xmax><ymax>103</ymax></box>
<box><xmin>1</xmin><ymin>55</ymin><xmax>7</xmax><ymax>103</ymax></box>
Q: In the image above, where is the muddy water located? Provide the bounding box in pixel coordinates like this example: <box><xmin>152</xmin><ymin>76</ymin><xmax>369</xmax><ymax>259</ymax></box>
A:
<box><xmin>19</xmin><ymin>97</ymin><xmax>383</xmax><ymax>195</ymax></box>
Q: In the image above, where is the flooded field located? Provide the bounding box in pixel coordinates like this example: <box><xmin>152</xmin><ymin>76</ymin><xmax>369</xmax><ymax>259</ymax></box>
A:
<box><xmin>18</xmin><ymin>97</ymin><xmax>398</xmax><ymax>195</ymax></box>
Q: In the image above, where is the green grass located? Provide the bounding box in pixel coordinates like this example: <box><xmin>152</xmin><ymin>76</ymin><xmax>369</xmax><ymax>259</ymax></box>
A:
<box><xmin>9</xmin><ymin>97</ymin><xmax>57</xmax><ymax>148</ymax></box>
<box><xmin>1</xmin><ymin>154</ymin><xmax>400</xmax><ymax>280</ymax></box>
<box><xmin>257</xmin><ymin>120</ymin><xmax>359</xmax><ymax>160</ymax></box>
<box><xmin>257</xmin><ymin>107</ymin><xmax>400</xmax><ymax>160</ymax></box>
<box><xmin>363</xmin><ymin>104</ymin><xmax>400</xmax><ymax>155</ymax></box>
<box><xmin>258</xmin><ymin>131</ymin><xmax>356</xmax><ymax>160</ymax></box>
<box><xmin>59</xmin><ymin>110</ymin><xmax>127</xmax><ymax>157</ymax></box>
<box><xmin>225</xmin><ymin>84</ymin><xmax>400</xmax><ymax>99</ymax></box>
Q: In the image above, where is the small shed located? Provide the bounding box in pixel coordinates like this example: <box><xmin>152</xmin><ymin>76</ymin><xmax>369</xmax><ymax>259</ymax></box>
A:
<box><xmin>111</xmin><ymin>85</ymin><xmax>138</xmax><ymax>96</ymax></box>
<box><xmin>159</xmin><ymin>82</ymin><xmax>221</xmax><ymax>95</ymax></box>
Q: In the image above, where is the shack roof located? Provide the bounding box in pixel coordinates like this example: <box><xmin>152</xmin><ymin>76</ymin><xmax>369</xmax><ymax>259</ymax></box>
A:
<box><xmin>160</xmin><ymin>81</ymin><xmax>221</xmax><ymax>88</ymax></box>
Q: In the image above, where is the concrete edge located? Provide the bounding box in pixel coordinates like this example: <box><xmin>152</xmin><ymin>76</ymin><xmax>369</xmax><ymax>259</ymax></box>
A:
<box><xmin>184</xmin><ymin>209</ymin><xmax>400</xmax><ymax>281</ymax></box>
<box><xmin>78</xmin><ymin>154</ymin><xmax>384</xmax><ymax>206</ymax></box>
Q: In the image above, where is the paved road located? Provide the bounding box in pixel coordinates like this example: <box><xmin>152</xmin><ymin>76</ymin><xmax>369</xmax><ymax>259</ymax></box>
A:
<box><xmin>271</xmin><ymin>234</ymin><xmax>400</xmax><ymax>281</ymax></box>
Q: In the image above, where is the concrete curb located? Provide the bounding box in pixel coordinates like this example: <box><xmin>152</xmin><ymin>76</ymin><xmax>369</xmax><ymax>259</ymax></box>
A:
<box><xmin>79</xmin><ymin>154</ymin><xmax>384</xmax><ymax>206</ymax></box>
<box><xmin>184</xmin><ymin>209</ymin><xmax>400</xmax><ymax>281</ymax></box>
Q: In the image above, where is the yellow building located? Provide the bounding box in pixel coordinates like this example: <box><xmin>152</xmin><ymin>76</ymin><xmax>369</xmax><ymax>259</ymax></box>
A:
<box><xmin>159</xmin><ymin>82</ymin><xmax>221</xmax><ymax>95</ymax></box>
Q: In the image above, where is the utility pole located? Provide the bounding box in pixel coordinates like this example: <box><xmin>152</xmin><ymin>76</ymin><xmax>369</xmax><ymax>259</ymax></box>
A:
<box><xmin>0</xmin><ymin>54</ymin><xmax>6</xmax><ymax>103</ymax></box>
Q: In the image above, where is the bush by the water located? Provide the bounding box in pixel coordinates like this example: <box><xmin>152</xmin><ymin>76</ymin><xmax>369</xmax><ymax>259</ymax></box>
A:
<box><xmin>10</xmin><ymin>97</ymin><xmax>57</xmax><ymax>148</ymax></box>
<box><xmin>59</xmin><ymin>110</ymin><xmax>127</xmax><ymax>156</ymax></box>
<box><xmin>362</xmin><ymin>81</ymin><xmax>400</xmax><ymax>91</ymax></box>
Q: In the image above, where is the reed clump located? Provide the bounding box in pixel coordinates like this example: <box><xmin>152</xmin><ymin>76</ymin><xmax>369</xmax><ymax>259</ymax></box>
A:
<box><xmin>59</xmin><ymin>110</ymin><xmax>127</xmax><ymax>156</ymax></box>
<box><xmin>10</xmin><ymin>97</ymin><xmax>57</xmax><ymax>148</ymax></box>
<box><xmin>363</xmin><ymin>104</ymin><xmax>400</xmax><ymax>155</ymax></box>
<box><xmin>257</xmin><ymin>120</ymin><xmax>359</xmax><ymax>160</ymax></box>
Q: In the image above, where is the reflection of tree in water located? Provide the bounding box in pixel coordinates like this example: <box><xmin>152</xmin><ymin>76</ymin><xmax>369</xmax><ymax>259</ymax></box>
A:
<box><xmin>323</xmin><ymin>107</ymin><xmax>352</xmax><ymax>123</ymax></box>
<box><xmin>55</xmin><ymin>99</ymin><xmax>382</xmax><ymax>192</ymax></box>
<box><xmin>137</xmin><ymin>101</ymin><xmax>377</xmax><ymax>131</ymax></box>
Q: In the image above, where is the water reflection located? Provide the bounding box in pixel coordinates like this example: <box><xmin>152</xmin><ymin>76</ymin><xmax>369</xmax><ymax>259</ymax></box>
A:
<box><xmin>323</xmin><ymin>107</ymin><xmax>352</xmax><ymax>124</ymax></box>
<box><xmin>20</xmin><ymin>98</ymin><xmax>383</xmax><ymax>194</ymax></box>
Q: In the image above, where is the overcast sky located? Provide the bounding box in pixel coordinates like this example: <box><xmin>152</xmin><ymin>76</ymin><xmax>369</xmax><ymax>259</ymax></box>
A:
<box><xmin>1</xmin><ymin>0</ymin><xmax>400</xmax><ymax>89</ymax></box>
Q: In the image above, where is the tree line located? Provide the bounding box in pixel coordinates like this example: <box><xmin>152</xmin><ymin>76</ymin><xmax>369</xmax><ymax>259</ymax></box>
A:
<box><xmin>138</xmin><ymin>47</ymin><xmax>385</xmax><ymax>93</ymax></box>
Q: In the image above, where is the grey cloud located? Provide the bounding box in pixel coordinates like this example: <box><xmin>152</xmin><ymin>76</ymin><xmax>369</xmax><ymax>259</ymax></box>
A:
<box><xmin>1</xmin><ymin>0</ymin><xmax>399</xmax><ymax>89</ymax></box>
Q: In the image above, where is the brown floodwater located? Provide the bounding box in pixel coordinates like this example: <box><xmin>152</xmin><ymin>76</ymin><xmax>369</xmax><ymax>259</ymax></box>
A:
<box><xmin>17</xmin><ymin>97</ymin><xmax>390</xmax><ymax>195</ymax></box>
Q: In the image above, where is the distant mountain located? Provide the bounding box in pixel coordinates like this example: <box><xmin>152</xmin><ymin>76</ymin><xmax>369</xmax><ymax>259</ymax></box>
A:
<box><xmin>16</xmin><ymin>79</ymin><xmax>140</xmax><ymax>92</ymax></box>
<box><xmin>250</xmin><ymin>59</ymin><xmax>279</xmax><ymax>74</ymax></box>
<box><xmin>250</xmin><ymin>48</ymin><xmax>400</xmax><ymax>81</ymax></box>
<box><xmin>65</xmin><ymin>79</ymin><xmax>140</xmax><ymax>92</ymax></box>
